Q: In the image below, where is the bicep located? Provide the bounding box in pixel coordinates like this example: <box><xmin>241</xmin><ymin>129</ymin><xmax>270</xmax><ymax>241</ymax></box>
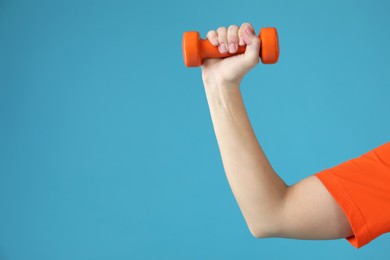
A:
<box><xmin>273</xmin><ymin>176</ymin><xmax>353</xmax><ymax>240</ymax></box>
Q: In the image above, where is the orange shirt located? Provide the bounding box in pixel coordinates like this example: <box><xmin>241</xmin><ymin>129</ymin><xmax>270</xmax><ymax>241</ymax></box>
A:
<box><xmin>315</xmin><ymin>142</ymin><xmax>390</xmax><ymax>248</ymax></box>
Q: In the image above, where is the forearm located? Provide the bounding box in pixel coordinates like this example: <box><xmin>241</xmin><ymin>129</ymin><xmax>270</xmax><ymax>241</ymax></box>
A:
<box><xmin>204</xmin><ymin>82</ymin><xmax>288</xmax><ymax>237</ymax></box>
<box><xmin>200</xmin><ymin>23</ymin><xmax>354</xmax><ymax>241</ymax></box>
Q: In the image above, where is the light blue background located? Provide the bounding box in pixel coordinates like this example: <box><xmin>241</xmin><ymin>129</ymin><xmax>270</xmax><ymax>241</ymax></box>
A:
<box><xmin>1</xmin><ymin>0</ymin><xmax>389</xmax><ymax>259</ymax></box>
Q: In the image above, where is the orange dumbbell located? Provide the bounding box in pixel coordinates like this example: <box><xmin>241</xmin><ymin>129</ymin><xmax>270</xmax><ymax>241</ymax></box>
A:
<box><xmin>182</xmin><ymin>27</ymin><xmax>279</xmax><ymax>67</ymax></box>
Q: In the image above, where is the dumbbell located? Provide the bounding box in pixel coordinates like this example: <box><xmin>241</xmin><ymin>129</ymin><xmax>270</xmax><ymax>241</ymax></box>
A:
<box><xmin>182</xmin><ymin>27</ymin><xmax>279</xmax><ymax>67</ymax></box>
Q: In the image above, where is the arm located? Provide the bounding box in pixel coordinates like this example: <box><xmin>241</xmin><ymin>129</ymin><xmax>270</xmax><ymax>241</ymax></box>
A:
<box><xmin>202</xmin><ymin>23</ymin><xmax>353</xmax><ymax>239</ymax></box>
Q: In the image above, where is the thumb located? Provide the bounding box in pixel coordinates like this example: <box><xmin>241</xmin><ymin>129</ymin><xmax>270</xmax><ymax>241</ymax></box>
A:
<box><xmin>242</xmin><ymin>24</ymin><xmax>261</xmax><ymax>67</ymax></box>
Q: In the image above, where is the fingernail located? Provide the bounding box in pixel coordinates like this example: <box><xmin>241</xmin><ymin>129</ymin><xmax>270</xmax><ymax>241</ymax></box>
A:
<box><xmin>229</xmin><ymin>43</ymin><xmax>237</xmax><ymax>53</ymax></box>
<box><xmin>211</xmin><ymin>37</ymin><xmax>218</xmax><ymax>46</ymax></box>
<box><xmin>220</xmin><ymin>43</ymin><xmax>227</xmax><ymax>53</ymax></box>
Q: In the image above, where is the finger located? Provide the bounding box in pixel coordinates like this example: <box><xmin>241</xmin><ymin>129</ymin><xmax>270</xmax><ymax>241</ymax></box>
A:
<box><xmin>227</xmin><ymin>25</ymin><xmax>239</xmax><ymax>54</ymax></box>
<box><xmin>216</xmin><ymin>27</ymin><xmax>228</xmax><ymax>54</ymax></box>
<box><xmin>206</xmin><ymin>30</ymin><xmax>218</xmax><ymax>46</ymax></box>
<box><xmin>242</xmin><ymin>23</ymin><xmax>261</xmax><ymax>67</ymax></box>
<box><xmin>238</xmin><ymin>23</ymin><xmax>250</xmax><ymax>46</ymax></box>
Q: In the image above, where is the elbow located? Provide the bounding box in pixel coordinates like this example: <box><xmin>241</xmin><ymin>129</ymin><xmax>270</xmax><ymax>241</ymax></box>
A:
<box><xmin>244</xmin><ymin>198</ymin><xmax>286</xmax><ymax>239</ymax></box>
<box><xmin>247</xmin><ymin>223</ymin><xmax>275</xmax><ymax>239</ymax></box>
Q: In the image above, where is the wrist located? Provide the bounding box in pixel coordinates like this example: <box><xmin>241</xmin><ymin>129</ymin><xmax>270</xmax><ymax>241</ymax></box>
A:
<box><xmin>203</xmin><ymin>79</ymin><xmax>240</xmax><ymax>95</ymax></box>
<box><xmin>203</xmin><ymin>81</ymin><xmax>243</xmax><ymax>110</ymax></box>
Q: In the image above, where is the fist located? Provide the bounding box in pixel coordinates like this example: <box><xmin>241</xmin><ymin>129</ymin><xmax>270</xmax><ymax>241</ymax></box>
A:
<box><xmin>202</xmin><ymin>23</ymin><xmax>261</xmax><ymax>86</ymax></box>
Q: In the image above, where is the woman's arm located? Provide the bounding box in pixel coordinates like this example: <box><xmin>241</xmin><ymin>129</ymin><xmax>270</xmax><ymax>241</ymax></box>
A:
<box><xmin>202</xmin><ymin>23</ymin><xmax>353</xmax><ymax>239</ymax></box>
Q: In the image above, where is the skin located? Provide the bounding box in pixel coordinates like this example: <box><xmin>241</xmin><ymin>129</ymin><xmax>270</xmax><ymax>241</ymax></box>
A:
<box><xmin>201</xmin><ymin>23</ymin><xmax>354</xmax><ymax>239</ymax></box>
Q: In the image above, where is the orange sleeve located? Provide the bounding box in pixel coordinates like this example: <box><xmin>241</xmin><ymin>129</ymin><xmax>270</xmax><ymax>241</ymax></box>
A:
<box><xmin>314</xmin><ymin>142</ymin><xmax>390</xmax><ymax>248</ymax></box>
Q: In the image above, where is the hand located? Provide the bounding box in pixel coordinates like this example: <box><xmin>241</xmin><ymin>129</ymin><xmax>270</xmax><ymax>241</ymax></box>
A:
<box><xmin>201</xmin><ymin>23</ymin><xmax>261</xmax><ymax>87</ymax></box>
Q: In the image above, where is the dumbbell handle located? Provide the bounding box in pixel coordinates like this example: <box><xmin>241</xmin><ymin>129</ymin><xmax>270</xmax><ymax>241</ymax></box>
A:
<box><xmin>182</xmin><ymin>27</ymin><xmax>279</xmax><ymax>67</ymax></box>
<box><xmin>200</xmin><ymin>40</ymin><xmax>247</xmax><ymax>59</ymax></box>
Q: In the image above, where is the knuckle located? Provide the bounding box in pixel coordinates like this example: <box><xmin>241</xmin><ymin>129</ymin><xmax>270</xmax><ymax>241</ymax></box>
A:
<box><xmin>228</xmin><ymin>24</ymin><xmax>238</xmax><ymax>31</ymax></box>
<box><xmin>216</xmin><ymin>27</ymin><xmax>226</xmax><ymax>33</ymax></box>
<box><xmin>241</xmin><ymin>22</ymin><xmax>251</xmax><ymax>28</ymax></box>
<box><xmin>241</xmin><ymin>22</ymin><xmax>254</xmax><ymax>32</ymax></box>
<box><xmin>228</xmin><ymin>26</ymin><xmax>239</xmax><ymax>42</ymax></box>
<box><xmin>207</xmin><ymin>30</ymin><xmax>216</xmax><ymax>37</ymax></box>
